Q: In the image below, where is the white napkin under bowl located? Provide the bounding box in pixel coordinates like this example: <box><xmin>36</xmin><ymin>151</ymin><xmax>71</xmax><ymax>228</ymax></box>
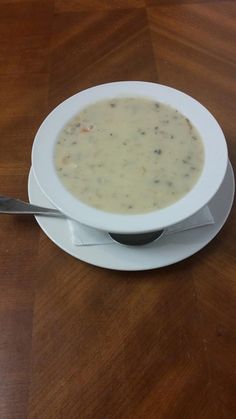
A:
<box><xmin>68</xmin><ymin>205</ymin><xmax>214</xmax><ymax>246</ymax></box>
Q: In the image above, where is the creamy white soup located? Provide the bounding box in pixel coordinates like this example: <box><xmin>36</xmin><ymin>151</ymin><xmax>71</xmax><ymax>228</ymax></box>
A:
<box><xmin>54</xmin><ymin>97</ymin><xmax>204</xmax><ymax>214</ymax></box>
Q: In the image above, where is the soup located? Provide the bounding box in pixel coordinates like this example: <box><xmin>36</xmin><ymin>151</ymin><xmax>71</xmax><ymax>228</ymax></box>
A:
<box><xmin>54</xmin><ymin>97</ymin><xmax>204</xmax><ymax>214</ymax></box>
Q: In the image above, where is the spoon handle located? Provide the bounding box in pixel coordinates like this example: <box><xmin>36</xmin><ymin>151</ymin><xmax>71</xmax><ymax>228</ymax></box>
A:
<box><xmin>0</xmin><ymin>196</ymin><xmax>62</xmax><ymax>216</ymax></box>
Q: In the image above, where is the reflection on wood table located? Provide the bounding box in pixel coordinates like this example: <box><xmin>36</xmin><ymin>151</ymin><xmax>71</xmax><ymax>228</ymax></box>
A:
<box><xmin>0</xmin><ymin>1</ymin><xmax>235</xmax><ymax>418</ymax></box>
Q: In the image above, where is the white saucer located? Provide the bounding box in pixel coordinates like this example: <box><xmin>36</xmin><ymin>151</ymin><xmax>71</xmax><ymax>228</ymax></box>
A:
<box><xmin>28</xmin><ymin>162</ymin><xmax>235</xmax><ymax>271</ymax></box>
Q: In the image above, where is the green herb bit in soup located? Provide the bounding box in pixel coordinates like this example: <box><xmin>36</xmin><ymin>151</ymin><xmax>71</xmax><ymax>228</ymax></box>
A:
<box><xmin>54</xmin><ymin>97</ymin><xmax>204</xmax><ymax>214</ymax></box>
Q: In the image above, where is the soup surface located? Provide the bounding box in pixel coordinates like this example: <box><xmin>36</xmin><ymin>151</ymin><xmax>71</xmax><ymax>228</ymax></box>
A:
<box><xmin>54</xmin><ymin>97</ymin><xmax>204</xmax><ymax>214</ymax></box>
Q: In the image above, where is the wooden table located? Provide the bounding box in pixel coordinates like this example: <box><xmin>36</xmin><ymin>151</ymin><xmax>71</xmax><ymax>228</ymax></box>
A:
<box><xmin>0</xmin><ymin>1</ymin><xmax>235</xmax><ymax>418</ymax></box>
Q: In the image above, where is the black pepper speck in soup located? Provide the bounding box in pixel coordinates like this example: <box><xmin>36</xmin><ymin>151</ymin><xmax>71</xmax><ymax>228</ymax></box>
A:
<box><xmin>54</xmin><ymin>97</ymin><xmax>204</xmax><ymax>213</ymax></box>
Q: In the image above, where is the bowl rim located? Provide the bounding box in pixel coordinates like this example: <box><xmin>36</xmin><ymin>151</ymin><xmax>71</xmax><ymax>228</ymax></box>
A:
<box><xmin>32</xmin><ymin>81</ymin><xmax>228</xmax><ymax>233</ymax></box>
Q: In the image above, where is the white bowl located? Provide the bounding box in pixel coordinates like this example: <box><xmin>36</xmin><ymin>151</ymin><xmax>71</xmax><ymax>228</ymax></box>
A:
<box><xmin>32</xmin><ymin>81</ymin><xmax>228</xmax><ymax>234</ymax></box>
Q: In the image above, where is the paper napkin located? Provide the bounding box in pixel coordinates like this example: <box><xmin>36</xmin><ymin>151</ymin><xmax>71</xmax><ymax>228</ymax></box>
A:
<box><xmin>68</xmin><ymin>205</ymin><xmax>214</xmax><ymax>246</ymax></box>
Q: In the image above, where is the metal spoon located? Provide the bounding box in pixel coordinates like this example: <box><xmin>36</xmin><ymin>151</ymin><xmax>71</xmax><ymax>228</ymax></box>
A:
<box><xmin>0</xmin><ymin>195</ymin><xmax>165</xmax><ymax>246</ymax></box>
<box><xmin>0</xmin><ymin>195</ymin><xmax>165</xmax><ymax>245</ymax></box>
<box><xmin>0</xmin><ymin>195</ymin><xmax>62</xmax><ymax>216</ymax></box>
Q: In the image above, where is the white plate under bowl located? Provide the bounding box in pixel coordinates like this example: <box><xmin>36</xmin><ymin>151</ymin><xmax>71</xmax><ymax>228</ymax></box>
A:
<box><xmin>28</xmin><ymin>161</ymin><xmax>234</xmax><ymax>271</ymax></box>
<box><xmin>32</xmin><ymin>81</ymin><xmax>228</xmax><ymax>234</ymax></box>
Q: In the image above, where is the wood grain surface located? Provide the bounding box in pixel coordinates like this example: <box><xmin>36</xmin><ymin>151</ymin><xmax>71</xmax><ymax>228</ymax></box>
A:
<box><xmin>0</xmin><ymin>1</ymin><xmax>235</xmax><ymax>418</ymax></box>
